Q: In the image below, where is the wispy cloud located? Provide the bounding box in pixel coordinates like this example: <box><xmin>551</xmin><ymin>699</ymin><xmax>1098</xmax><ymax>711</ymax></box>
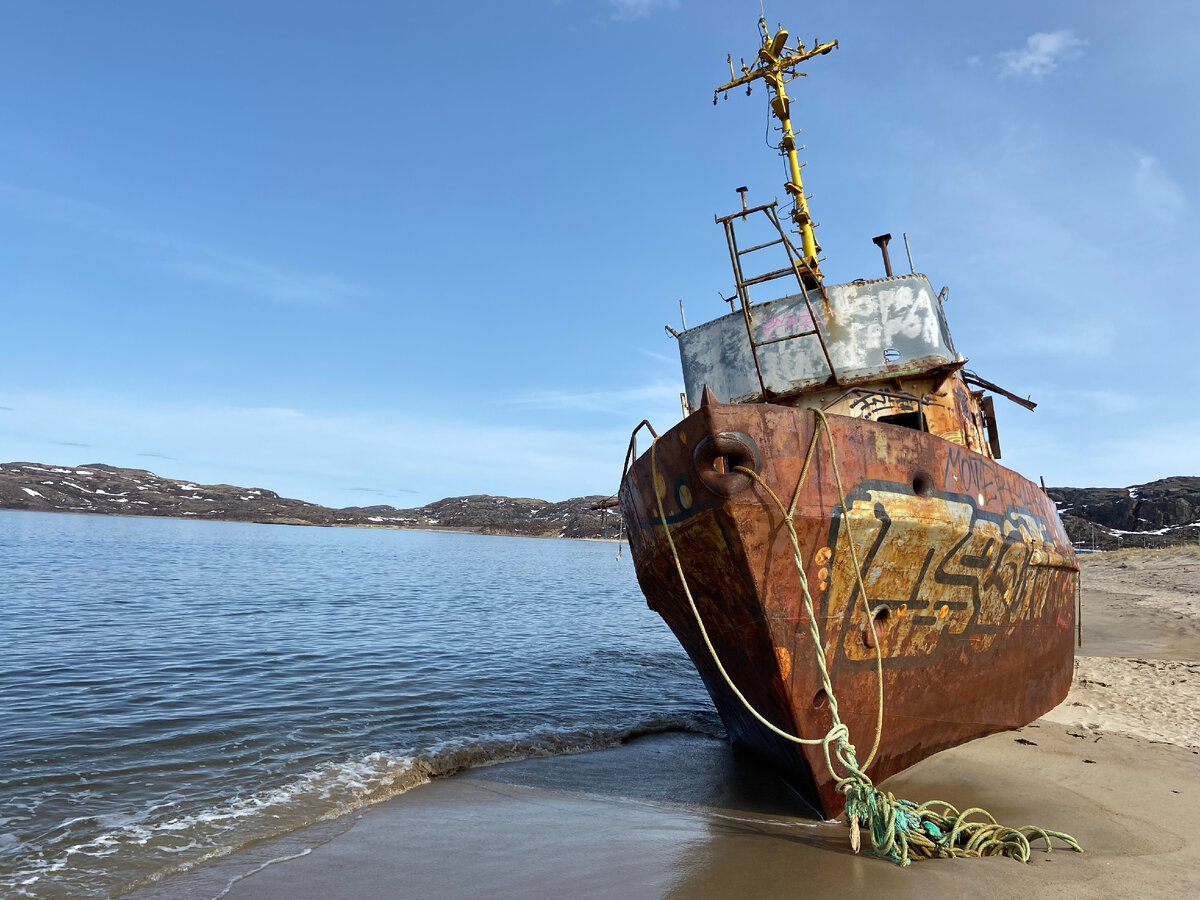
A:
<box><xmin>637</xmin><ymin>347</ymin><xmax>676</xmax><ymax>364</ymax></box>
<box><xmin>1009</xmin><ymin>417</ymin><xmax>1200</xmax><ymax>489</ymax></box>
<box><xmin>0</xmin><ymin>389</ymin><xmax>657</xmax><ymax>506</ymax></box>
<box><xmin>609</xmin><ymin>0</ymin><xmax>678</xmax><ymax>22</ymax></box>
<box><xmin>0</xmin><ymin>181</ymin><xmax>364</xmax><ymax>307</ymax></box>
<box><xmin>167</xmin><ymin>254</ymin><xmax>362</xmax><ymax>308</ymax></box>
<box><xmin>138</xmin><ymin>451</ymin><xmax>178</xmax><ymax>460</ymax></box>
<box><xmin>1040</xmin><ymin>388</ymin><xmax>1139</xmax><ymax>416</ymax></box>
<box><xmin>1012</xmin><ymin>320</ymin><xmax>1116</xmax><ymax>359</ymax></box>
<box><xmin>345</xmin><ymin>486</ymin><xmax>420</xmax><ymax>497</ymax></box>
<box><xmin>1132</xmin><ymin>154</ymin><xmax>1186</xmax><ymax>227</ymax></box>
<box><xmin>511</xmin><ymin>380</ymin><xmax>682</xmax><ymax>416</ymax></box>
<box><xmin>998</xmin><ymin>30</ymin><xmax>1085</xmax><ymax>80</ymax></box>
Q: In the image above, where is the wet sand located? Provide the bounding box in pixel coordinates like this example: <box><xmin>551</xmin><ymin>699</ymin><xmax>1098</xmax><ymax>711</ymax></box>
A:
<box><xmin>136</xmin><ymin>547</ymin><xmax>1200</xmax><ymax>899</ymax></box>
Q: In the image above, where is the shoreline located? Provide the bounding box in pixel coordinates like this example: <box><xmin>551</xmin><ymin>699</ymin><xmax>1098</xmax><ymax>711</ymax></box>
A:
<box><xmin>0</xmin><ymin>506</ymin><xmax>624</xmax><ymax>542</ymax></box>
<box><xmin>128</xmin><ymin>547</ymin><xmax>1200</xmax><ymax>899</ymax></box>
<box><xmin>4</xmin><ymin>508</ymin><xmax>628</xmax><ymax>542</ymax></box>
<box><xmin>131</xmin><ymin>723</ymin><xmax>1200</xmax><ymax>900</ymax></box>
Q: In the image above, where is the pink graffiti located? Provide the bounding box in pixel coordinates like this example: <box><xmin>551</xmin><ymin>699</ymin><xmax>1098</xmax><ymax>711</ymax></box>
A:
<box><xmin>758</xmin><ymin>305</ymin><xmax>826</xmax><ymax>338</ymax></box>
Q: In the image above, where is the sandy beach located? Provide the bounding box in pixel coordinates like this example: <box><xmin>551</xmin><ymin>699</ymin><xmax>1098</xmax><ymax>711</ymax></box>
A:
<box><xmin>133</xmin><ymin>547</ymin><xmax>1200</xmax><ymax>899</ymax></box>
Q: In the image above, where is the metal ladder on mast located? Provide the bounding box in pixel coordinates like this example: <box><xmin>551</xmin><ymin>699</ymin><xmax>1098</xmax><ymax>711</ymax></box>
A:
<box><xmin>716</xmin><ymin>200</ymin><xmax>840</xmax><ymax>399</ymax></box>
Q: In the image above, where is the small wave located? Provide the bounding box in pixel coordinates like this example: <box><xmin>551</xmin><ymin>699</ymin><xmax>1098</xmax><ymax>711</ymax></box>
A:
<box><xmin>420</xmin><ymin>712</ymin><xmax>721</xmax><ymax>778</ymax></box>
<box><xmin>6</xmin><ymin>713</ymin><xmax>719</xmax><ymax>899</ymax></box>
<box><xmin>7</xmin><ymin>753</ymin><xmax>431</xmax><ymax>900</ymax></box>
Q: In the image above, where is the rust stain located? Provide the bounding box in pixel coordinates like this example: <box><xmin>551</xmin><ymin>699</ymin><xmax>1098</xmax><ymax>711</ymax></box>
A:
<box><xmin>775</xmin><ymin>646</ymin><xmax>792</xmax><ymax>680</ymax></box>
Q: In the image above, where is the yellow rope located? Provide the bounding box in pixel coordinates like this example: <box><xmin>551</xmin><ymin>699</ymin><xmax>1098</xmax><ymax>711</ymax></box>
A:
<box><xmin>645</xmin><ymin>407</ymin><xmax>1082</xmax><ymax>865</ymax></box>
<box><xmin>726</xmin><ymin>413</ymin><xmax>885</xmax><ymax>769</ymax></box>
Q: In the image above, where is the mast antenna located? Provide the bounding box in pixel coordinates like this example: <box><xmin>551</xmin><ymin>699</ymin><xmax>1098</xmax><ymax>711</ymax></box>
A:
<box><xmin>714</xmin><ymin>17</ymin><xmax>837</xmax><ymax>281</ymax></box>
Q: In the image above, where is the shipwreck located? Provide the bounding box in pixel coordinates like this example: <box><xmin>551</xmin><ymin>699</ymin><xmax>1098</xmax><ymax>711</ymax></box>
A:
<box><xmin>617</xmin><ymin>18</ymin><xmax>1080</xmax><ymax>833</ymax></box>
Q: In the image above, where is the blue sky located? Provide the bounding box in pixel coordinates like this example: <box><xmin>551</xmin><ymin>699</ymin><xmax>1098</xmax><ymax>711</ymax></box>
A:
<box><xmin>1</xmin><ymin>1</ymin><xmax>1196</xmax><ymax>507</ymax></box>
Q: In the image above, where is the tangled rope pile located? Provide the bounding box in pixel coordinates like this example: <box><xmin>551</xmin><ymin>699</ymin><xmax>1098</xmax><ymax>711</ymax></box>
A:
<box><xmin>644</xmin><ymin>408</ymin><xmax>1081</xmax><ymax>865</ymax></box>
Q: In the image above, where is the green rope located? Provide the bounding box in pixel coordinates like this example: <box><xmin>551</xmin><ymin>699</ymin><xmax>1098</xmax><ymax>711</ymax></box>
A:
<box><xmin>647</xmin><ymin>407</ymin><xmax>1082</xmax><ymax>866</ymax></box>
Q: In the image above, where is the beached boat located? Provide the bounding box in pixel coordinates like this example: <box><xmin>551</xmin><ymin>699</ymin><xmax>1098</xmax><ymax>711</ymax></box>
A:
<box><xmin>618</xmin><ymin>19</ymin><xmax>1079</xmax><ymax>820</ymax></box>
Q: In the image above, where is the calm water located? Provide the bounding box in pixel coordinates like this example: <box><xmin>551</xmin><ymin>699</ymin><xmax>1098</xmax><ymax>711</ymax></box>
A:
<box><xmin>0</xmin><ymin>511</ymin><xmax>713</xmax><ymax>898</ymax></box>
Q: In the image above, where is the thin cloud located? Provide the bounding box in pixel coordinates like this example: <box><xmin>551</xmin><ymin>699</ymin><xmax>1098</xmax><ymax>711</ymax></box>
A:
<box><xmin>1013</xmin><ymin>320</ymin><xmax>1116</xmax><ymax>359</ymax></box>
<box><xmin>1019</xmin><ymin>418</ymin><xmax>1200</xmax><ymax>489</ymax></box>
<box><xmin>0</xmin><ymin>181</ymin><xmax>364</xmax><ymax>307</ymax></box>
<box><xmin>346</xmin><ymin>486</ymin><xmax>420</xmax><ymax>496</ymax></box>
<box><xmin>167</xmin><ymin>254</ymin><xmax>362</xmax><ymax>308</ymax></box>
<box><xmin>609</xmin><ymin>0</ymin><xmax>678</xmax><ymax>22</ymax></box>
<box><xmin>52</xmin><ymin>440</ymin><xmax>91</xmax><ymax>448</ymax></box>
<box><xmin>1132</xmin><ymin>154</ymin><xmax>1186</xmax><ymax>227</ymax></box>
<box><xmin>998</xmin><ymin>30</ymin><xmax>1085</xmax><ymax>80</ymax></box>
<box><xmin>511</xmin><ymin>381</ymin><xmax>682</xmax><ymax>416</ymax></box>
<box><xmin>138</xmin><ymin>451</ymin><xmax>178</xmax><ymax>460</ymax></box>
<box><xmin>0</xmin><ymin>389</ymin><xmax>654</xmax><ymax>506</ymax></box>
<box><xmin>1041</xmin><ymin>388</ymin><xmax>1139</xmax><ymax>416</ymax></box>
<box><xmin>637</xmin><ymin>347</ymin><xmax>676</xmax><ymax>364</ymax></box>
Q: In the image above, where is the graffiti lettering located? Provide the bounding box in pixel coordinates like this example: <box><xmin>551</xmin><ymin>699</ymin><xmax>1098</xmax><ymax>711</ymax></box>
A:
<box><xmin>823</xmin><ymin>482</ymin><xmax>1073</xmax><ymax>668</ymax></box>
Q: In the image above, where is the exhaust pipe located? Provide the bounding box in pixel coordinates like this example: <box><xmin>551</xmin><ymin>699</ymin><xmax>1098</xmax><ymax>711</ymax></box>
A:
<box><xmin>872</xmin><ymin>233</ymin><xmax>893</xmax><ymax>277</ymax></box>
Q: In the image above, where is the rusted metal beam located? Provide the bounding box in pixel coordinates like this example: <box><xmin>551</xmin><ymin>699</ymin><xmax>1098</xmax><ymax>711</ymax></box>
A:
<box><xmin>963</xmin><ymin>370</ymin><xmax>1037</xmax><ymax>411</ymax></box>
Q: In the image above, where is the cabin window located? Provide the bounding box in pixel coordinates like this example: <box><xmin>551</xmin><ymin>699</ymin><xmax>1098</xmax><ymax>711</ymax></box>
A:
<box><xmin>877</xmin><ymin>411</ymin><xmax>927</xmax><ymax>432</ymax></box>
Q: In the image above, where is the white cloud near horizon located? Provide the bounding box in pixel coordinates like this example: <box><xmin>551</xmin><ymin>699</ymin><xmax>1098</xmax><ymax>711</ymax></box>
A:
<box><xmin>0</xmin><ymin>390</ymin><xmax>640</xmax><ymax>507</ymax></box>
<box><xmin>0</xmin><ymin>181</ymin><xmax>364</xmax><ymax>308</ymax></box>
<box><xmin>998</xmin><ymin>30</ymin><xmax>1085</xmax><ymax>80</ymax></box>
<box><xmin>1004</xmin><ymin>415</ymin><xmax>1200</xmax><ymax>489</ymax></box>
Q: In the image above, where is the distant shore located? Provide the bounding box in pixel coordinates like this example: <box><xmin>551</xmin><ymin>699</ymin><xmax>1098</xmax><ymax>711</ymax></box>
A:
<box><xmin>4</xmin><ymin>460</ymin><xmax>1198</xmax><ymax>548</ymax></box>
<box><xmin>0</xmin><ymin>461</ymin><xmax>619</xmax><ymax>540</ymax></box>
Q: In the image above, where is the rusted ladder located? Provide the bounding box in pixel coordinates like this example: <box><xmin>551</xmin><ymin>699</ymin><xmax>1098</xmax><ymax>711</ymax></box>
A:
<box><xmin>717</xmin><ymin>200</ymin><xmax>839</xmax><ymax>397</ymax></box>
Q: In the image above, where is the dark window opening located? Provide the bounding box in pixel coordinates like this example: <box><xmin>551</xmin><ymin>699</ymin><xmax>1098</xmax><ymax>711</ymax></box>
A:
<box><xmin>877</xmin><ymin>411</ymin><xmax>927</xmax><ymax>432</ymax></box>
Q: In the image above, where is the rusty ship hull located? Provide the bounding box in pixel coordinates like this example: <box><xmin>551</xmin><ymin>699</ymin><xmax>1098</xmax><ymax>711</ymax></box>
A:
<box><xmin>619</xmin><ymin>397</ymin><xmax>1078</xmax><ymax>819</ymax></box>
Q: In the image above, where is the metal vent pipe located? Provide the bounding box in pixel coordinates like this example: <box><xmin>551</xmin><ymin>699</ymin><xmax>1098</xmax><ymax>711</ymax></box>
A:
<box><xmin>872</xmin><ymin>233</ymin><xmax>894</xmax><ymax>277</ymax></box>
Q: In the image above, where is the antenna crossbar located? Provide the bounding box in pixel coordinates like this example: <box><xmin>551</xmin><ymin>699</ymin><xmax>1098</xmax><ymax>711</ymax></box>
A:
<box><xmin>714</xmin><ymin>17</ymin><xmax>837</xmax><ymax>284</ymax></box>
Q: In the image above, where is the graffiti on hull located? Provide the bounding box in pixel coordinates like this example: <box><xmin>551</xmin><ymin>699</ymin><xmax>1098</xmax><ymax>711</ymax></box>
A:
<box><xmin>819</xmin><ymin>480</ymin><xmax>1076</xmax><ymax>667</ymax></box>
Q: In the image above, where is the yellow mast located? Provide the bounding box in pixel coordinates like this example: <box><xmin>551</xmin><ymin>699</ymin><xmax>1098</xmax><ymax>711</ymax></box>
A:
<box><xmin>715</xmin><ymin>17</ymin><xmax>837</xmax><ymax>281</ymax></box>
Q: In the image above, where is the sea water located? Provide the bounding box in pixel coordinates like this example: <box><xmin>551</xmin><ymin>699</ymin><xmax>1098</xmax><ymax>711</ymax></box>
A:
<box><xmin>0</xmin><ymin>510</ymin><xmax>714</xmax><ymax>898</ymax></box>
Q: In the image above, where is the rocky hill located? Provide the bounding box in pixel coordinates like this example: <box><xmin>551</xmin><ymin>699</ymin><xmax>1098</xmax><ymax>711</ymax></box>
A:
<box><xmin>346</xmin><ymin>494</ymin><xmax>622</xmax><ymax>540</ymax></box>
<box><xmin>1047</xmin><ymin>476</ymin><xmax>1200</xmax><ymax>551</ymax></box>
<box><xmin>1</xmin><ymin>460</ymin><xmax>1196</xmax><ymax>549</ymax></box>
<box><xmin>0</xmin><ymin>462</ymin><xmax>621</xmax><ymax>539</ymax></box>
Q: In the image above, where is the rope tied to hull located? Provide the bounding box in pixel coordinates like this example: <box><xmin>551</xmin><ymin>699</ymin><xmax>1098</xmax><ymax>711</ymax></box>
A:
<box><xmin>645</xmin><ymin>407</ymin><xmax>1081</xmax><ymax>866</ymax></box>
